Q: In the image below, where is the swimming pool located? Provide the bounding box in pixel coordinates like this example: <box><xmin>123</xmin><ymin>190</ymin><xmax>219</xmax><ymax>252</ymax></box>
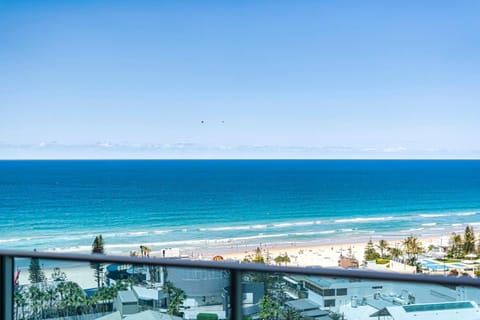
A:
<box><xmin>420</xmin><ymin>259</ymin><xmax>449</xmax><ymax>271</ymax></box>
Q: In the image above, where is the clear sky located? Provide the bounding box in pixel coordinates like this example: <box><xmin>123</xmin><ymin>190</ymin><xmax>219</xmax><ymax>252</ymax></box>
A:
<box><xmin>1</xmin><ymin>0</ymin><xmax>479</xmax><ymax>159</ymax></box>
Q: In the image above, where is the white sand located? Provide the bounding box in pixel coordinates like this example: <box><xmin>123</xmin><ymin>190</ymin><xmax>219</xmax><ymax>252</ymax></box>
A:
<box><xmin>217</xmin><ymin>236</ymin><xmax>442</xmax><ymax>268</ymax></box>
<box><xmin>18</xmin><ymin>264</ymin><xmax>98</xmax><ymax>289</ymax></box>
<box><xmin>16</xmin><ymin>236</ymin><xmax>444</xmax><ymax>289</ymax></box>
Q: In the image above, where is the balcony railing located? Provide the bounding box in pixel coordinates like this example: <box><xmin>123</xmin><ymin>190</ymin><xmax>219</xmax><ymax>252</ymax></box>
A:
<box><xmin>2</xmin><ymin>249</ymin><xmax>480</xmax><ymax>320</ymax></box>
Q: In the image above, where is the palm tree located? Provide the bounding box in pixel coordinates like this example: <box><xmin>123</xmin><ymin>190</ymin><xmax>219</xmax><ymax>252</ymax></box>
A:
<box><xmin>377</xmin><ymin>240</ymin><xmax>389</xmax><ymax>258</ymax></box>
<box><xmin>44</xmin><ymin>287</ymin><xmax>58</xmax><ymax>317</ymax></box>
<box><xmin>252</xmin><ymin>247</ymin><xmax>265</xmax><ymax>263</ymax></box>
<box><xmin>463</xmin><ymin>225</ymin><xmax>476</xmax><ymax>255</ymax></box>
<box><xmin>29</xmin><ymin>285</ymin><xmax>44</xmax><ymax>320</ymax></box>
<box><xmin>14</xmin><ymin>291</ymin><xmax>27</xmax><ymax>320</ymax></box>
<box><xmin>274</xmin><ymin>253</ymin><xmax>291</xmax><ymax>266</ymax></box>
<box><xmin>402</xmin><ymin>236</ymin><xmax>423</xmax><ymax>266</ymax></box>
<box><xmin>388</xmin><ymin>246</ymin><xmax>403</xmax><ymax>261</ymax></box>
<box><xmin>167</xmin><ymin>286</ymin><xmax>186</xmax><ymax>316</ymax></box>
<box><xmin>450</xmin><ymin>232</ymin><xmax>463</xmax><ymax>258</ymax></box>
<box><xmin>95</xmin><ymin>286</ymin><xmax>113</xmax><ymax>313</ymax></box>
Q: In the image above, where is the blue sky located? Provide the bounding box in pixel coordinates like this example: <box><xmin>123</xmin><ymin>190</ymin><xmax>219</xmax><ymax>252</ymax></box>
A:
<box><xmin>1</xmin><ymin>0</ymin><xmax>479</xmax><ymax>159</ymax></box>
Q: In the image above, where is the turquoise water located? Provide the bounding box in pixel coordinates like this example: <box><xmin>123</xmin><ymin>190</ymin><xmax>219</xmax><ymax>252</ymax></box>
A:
<box><xmin>420</xmin><ymin>259</ymin><xmax>449</xmax><ymax>271</ymax></box>
<box><xmin>1</xmin><ymin>160</ymin><xmax>480</xmax><ymax>254</ymax></box>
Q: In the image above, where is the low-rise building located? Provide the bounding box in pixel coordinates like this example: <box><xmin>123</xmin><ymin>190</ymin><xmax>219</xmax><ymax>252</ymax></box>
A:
<box><xmin>370</xmin><ymin>301</ymin><xmax>480</xmax><ymax>320</ymax></box>
<box><xmin>114</xmin><ymin>290</ymin><xmax>139</xmax><ymax>316</ymax></box>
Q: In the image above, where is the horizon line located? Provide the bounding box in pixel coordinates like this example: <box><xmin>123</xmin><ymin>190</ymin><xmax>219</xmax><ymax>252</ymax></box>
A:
<box><xmin>1</xmin><ymin>158</ymin><xmax>479</xmax><ymax>161</ymax></box>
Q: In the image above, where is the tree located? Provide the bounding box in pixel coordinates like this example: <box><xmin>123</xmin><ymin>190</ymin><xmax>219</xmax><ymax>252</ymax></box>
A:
<box><xmin>376</xmin><ymin>240</ymin><xmax>389</xmax><ymax>258</ymax></box>
<box><xmin>449</xmin><ymin>232</ymin><xmax>463</xmax><ymax>258</ymax></box>
<box><xmin>364</xmin><ymin>240</ymin><xmax>379</xmax><ymax>261</ymax></box>
<box><xmin>402</xmin><ymin>236</ymin><xmax>423</xmax><ymax>265</ymax></box>
<box><xmin>60</xmin><ymin>281</ymin><xmax>86</xmax><ymax>317</ymax></box>
<box><xmin>92</xmin><ymin>234</ymin><xmax>105</xmax><ymax>254</ymax></box>
<box><xmin>463</xmin><ymin>225</ymin><xmax>476</xmax><ymax>255</ymax></box>
<box><xmin>252</xmin><ymin>247</ymin><xmax>265</xmax><ymax>264</ymax></box>
<box><xmin>274</xmin><ymin>253</ymin><xmax>291</xmax><ymax>266</ymax></box>
<box><xmin>28</xmin><ymin>257</ymin><xmax>46</xmax><ymax>284</ymax></box>
<box><xmin>259</xmin><ymin>295</ymin><xmax>281</xmax><ymax>320</ymax></box>
<box><xmin>283</xmin><ymin>306</ymin><xmax>300</xmax><ymax>320</ymax></box>
<box><xmin>29</xmin><ymin>285</ymin><xmax>44</xmax><ymax>319</ymax></box>
<box><xmin>14</xmin><ymin>291</ymin><xmax>27</xmax><ymax>320</ymax></box>
<box><xmin>388</xmin><ymin>246</ymin><xmax>403</xmax><ymax>261</ymax></box>
<box><xmin>91</xmin><ymin>235</ymin><xmax>105</xmax><ymax>288</ymax></box>
<box><xmin>165</xmin><ymin>282</ymin><xmax>186</xmax><ymax>316</ymax></box>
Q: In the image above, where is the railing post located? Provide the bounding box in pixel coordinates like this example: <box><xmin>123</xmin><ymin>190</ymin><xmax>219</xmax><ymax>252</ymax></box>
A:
<box><xmin>230</xmin><ymin>269</ymin><xmax>242</xmax><ymax>320</ymax></box>
<box><xmin>1</xmin><ymin>255</ymin><xmax>14</xmax><ymax>320</ymax></box>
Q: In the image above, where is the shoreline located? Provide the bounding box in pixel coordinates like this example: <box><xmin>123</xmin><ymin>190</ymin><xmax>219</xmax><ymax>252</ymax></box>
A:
<box><xmin>16</xmin><ymin>234</ymin><xmax>449</xmax><ymax>290</ymax></box>
<box><xmin>209</xmin><ymin>235</ymin><xmax>445</xmax><ymax>267</ymax></box>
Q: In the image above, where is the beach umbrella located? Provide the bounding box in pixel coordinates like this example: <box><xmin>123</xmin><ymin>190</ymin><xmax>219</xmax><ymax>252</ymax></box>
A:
<box><xmin>213</xmin><ymin>255</ymin><xmax>224</xmax><ymax>261</ymax></box>
<box><xmin>465</xmin><ymin>253</ymin><xmax>477</xmax><ymax>259</ymax></box>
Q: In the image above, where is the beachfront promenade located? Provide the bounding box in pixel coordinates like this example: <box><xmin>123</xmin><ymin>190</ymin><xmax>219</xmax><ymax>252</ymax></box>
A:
<box><xmin>3</xmin><ymin>249</ymin><xmax>480</xmax><ymax>320</ymax></box>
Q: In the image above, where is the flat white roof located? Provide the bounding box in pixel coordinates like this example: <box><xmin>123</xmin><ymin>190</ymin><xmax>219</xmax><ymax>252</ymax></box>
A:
<box><xmin>385</xmin><ymin>301</ymin><xmax>480</xmax><ymax>320</ymax></box>
<box><xmin>133</xmin><ymin>286</ymin><xmax>159</xmax><ymax>301</ymax></box>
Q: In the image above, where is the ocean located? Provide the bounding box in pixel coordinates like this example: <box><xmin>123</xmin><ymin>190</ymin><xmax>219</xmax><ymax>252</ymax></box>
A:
<box><xmin>1</xmin><ymin>160</ymin><xmax>480</xmax><ymax>255</ymax></box>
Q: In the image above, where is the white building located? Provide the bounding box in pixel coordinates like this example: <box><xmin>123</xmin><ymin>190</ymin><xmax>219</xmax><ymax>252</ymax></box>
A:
<box><xmin>371</xmin><ymin>301</ymin><xmax>480</xmax><ymax>320</ymax></box>
<box><xmin>288</xmin><ymin>275</ymin><xmax>479</xmax><ymax>313</ymax></box>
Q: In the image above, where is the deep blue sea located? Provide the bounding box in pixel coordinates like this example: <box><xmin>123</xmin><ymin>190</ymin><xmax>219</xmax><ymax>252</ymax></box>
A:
<box><xmin>1</xmin><ymin>160</ymin><xmax>480</xmax><ymax>255</ymax></box>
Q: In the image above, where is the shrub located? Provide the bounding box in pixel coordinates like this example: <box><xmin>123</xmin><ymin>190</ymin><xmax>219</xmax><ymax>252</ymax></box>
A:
<box><xmin>197</xmin><ymin>313</ymin><xmax>218</xmax><ymax>320</ymax></box>
<box><xmin>375</xmin><ymin>258</ymin><xmax>390</xmax><ymax>265</ymax></box>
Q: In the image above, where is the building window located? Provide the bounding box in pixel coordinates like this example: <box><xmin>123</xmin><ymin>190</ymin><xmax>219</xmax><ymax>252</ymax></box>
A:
<box><xmin>304</xmin><ymin>282</ymin><xmax>323</xmax><ymax>295</ymax></box>
<box><xmin>336</xmin><ymin>288</ymin><xmax>347</xmax><ymax>296</ymax></box>
<box><xmin>324</xmin><ymin>299</ymin><xmax>336</xmax><ymax>307</ymax></box>
<box><xmin>323</xmin><ymin>289</ymin><xmax>335</xmax><ymax>296</ymax></box>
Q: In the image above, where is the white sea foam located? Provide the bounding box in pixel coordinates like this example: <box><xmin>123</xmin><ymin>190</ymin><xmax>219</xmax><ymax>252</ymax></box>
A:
<box><xmin>0</xmin><ymin>237</ymin><xmax>33</xmax><ymax>243</ymax></box>
<box><xmin>127</xmin><ymin>231</ymin><xmax>149</xmax><ymax>236</ymax></box>
<box><xmin>273</xmin><ymin>222</ymin><xmax>293</xmax><ymax>228</ymax></box>
<box><xmin>456</xmin><ymin>211</ymin><xmax>478</xmax><ymax>216</ymax></box>
<box><xmin>400</xmin><ymin>228</ymin><xmax>424</xmax><ymax>233</ymax></box>
<box><xmin>318</xmin><ymin>230</ymin><xmax>336</xmax><ymax>234</ymax></box>
<box><xmin>419</xmin><ymin>214</ymin><xmax>447</xmax><ymax>218</ymax></box>
<box><xmin>47</xmin><ymin>245</ymin><xmax>92</xmax><ymax>253</ymax></box>
<box><xmin>421</xmin><ymin>222</ymin><xmax>437</xmax><ymax>226</ymax></box>
<box><xmin>293</xmin><ymin>221</ymin><xmax>315</xmax><ymax>226</ymax></box>
<box><xmin>199</xmin><ymin>224</ymin><xmax>268</xmax><ymax>232</ymax></box>
<box><xmin>291</xmin><ymin>230</ymin><xmax>336</xmax><ymax>236</ymax></box>
<box><xmin>50</xmin><ymin>232</ymin><xmax>298</xmax><ymax>253</ymax></box>
<box><xmin>292</xmin><ymin>232</ymin><xmax>317</xmax><ymax>236</ymax></box>
<box><xmin>154</xmin><ymin>229</ymin><xmax>173</xmax><ymax>234</ymax></box>
<box><xmin>335</xmin><ymin>216</ymin><xmax>393</xmax><ymax>223</ymax></box>
<box><xmin>272</xmin><ymin>220</ymin><xmax>316</xmax><ymax>228</ymax></box>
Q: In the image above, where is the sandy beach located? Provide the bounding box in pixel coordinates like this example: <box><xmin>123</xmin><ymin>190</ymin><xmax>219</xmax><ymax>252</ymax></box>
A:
<box><xmin>217</xmin><ymin>236</ymin><xmax>443</xmax><ymax>268</ymax></box>
<box><xmin>18</xmin><ymin>264</ymin><xmax>99</xmax><ymax>289</ymax></box>
<box><xmin>16</xmin><ymin>235</ymin><xmax>448</xmax><ymax>290</ymax></box>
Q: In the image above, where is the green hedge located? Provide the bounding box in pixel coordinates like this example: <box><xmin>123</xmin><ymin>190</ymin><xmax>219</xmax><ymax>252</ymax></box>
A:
<box><xmin>376</xmin><ymin>258</ymin><xmax>390</xmax><ymax>264</ymax></box>
<box><xmin>197</xmin><ymin>313</ymin><xmax>218</xmax><ymax>320</ymax></box>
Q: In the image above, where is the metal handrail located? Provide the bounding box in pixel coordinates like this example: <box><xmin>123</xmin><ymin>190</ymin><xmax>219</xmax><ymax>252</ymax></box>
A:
<box><xmin>2</xmin><ymin>248</ymin><xmax>480</xmax><ymax>287</ymax></box>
